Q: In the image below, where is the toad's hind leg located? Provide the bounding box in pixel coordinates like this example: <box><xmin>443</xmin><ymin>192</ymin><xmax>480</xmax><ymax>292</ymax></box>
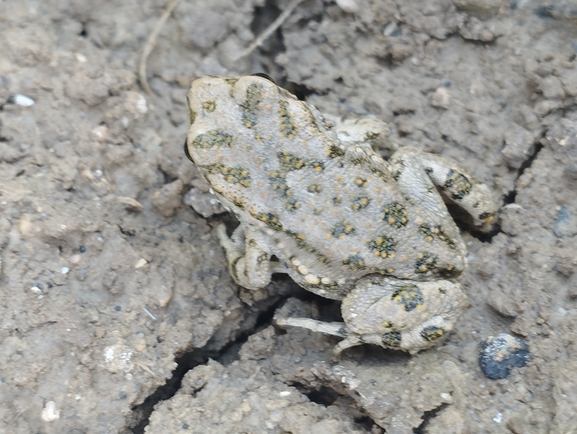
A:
<box><xmin>216</xmin><ymin>224</ymin><xmax>286</xmax><ymax>290</ymax></box>
<box><xmin>391</xmin><ymin>147</ymin><xmax>499</xmax><ymax>232</ymax></box>
<box><xmin>276</xmin><ymin>276</ymin><xmax>470</xmax><ymax>354</ymax></box>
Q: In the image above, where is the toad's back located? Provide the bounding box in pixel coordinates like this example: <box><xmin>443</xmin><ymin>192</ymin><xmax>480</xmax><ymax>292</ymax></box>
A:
<box><xmin>186</xmin><ymin>76</ymin><xmax>466</xmax><ymax>290</ymax></box>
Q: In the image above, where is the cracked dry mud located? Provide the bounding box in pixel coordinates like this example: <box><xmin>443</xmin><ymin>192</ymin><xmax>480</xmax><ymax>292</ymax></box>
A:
<box><xmin>1</xmin><ymin>1</ymin><xmax>577</xmax><ymax>433</ymax></box>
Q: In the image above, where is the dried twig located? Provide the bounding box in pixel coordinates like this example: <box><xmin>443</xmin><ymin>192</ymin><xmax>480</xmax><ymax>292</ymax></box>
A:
<box><xmin>139</xmin><ymin>0</ymin><xmax>181</xmax><ymax>94</ymax></box>
<box><xmin>235</xmin><ymin>0</ymin><xmax>304</xmax><ymax>60</ymax></box>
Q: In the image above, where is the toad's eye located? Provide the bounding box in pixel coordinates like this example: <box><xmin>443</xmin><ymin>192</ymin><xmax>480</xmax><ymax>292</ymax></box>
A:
<box><xmin>251</xmin><ymin>72</ymin><xmax>275</xmax><ymax>84</ymax></box>
<box><xmin>184</xmin><ymin>140</ymin><xmax>193</xmax><ymax>162</ymax></box>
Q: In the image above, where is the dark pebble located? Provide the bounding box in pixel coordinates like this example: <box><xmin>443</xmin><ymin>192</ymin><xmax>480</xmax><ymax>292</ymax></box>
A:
<box><xmin>479</xmin><ymin>333</ymin><xmax>530</xmax><ymax>380</ymax></box>
<box><xmin>79</xmin><ymin>245</ymin><xmax>86</xmax><ymax>253</ymax></box>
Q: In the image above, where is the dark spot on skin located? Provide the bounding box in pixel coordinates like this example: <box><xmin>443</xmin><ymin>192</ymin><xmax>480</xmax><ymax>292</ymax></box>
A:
<box><xmin>285</xmin><ymin>198</ymin><xmax>301</xmax><ymax>211</ymax></box>
<box><xmin>327</xmin><ymin>143</ymin><xmax>345</xmax><ymax>158</ymax></box>
<box><xmin>420</xmin><ymin>325</ymin><xmax>445</xmax><ymax>342</ymax></box>
<box><xmin>278</xmin><ymin>151</ymin><xmax>306</xmax><ymax>171</ymax></box>
<box><xmin>391</xmin><ymin>285</ymin><xmax>424</xmax><ymax>311</ymax></box>
<box><xmin>204</xmin><ymin>163</ymin><xmax>251</xmax><ymax>187</ymax></box>
<box><xmin>440</xmin><ymin>265</ymin><xmax>460</xmax><ymax>278</ymax></box>
<box><xmin>188</xmin><ymin>108</ymin><xmax>197</xmax><ymax>124</ymax></box>
<box><xmin>201</xmin><ymin>100</ymin><xmax>216</xmax><ymax>112</ymax></box>
<box><xmin>444</xmin><ymin>169</ymin><xmax>472</xmax><ymax>200</ymax></box>
<box><xmin>331</xmin><ymin>220</ymin><xmax>355</xmax><ymax>238</ymax></box>
<box><xmin>436</xmin><ymin>226</ymin><xmax>457</xmax><ymax>249</ymax></box>
<box><xmin>307</xmin><ymin>184</ymin><xmax>323</xmax><ymax>193</ymax></box>
<box><xmin>240</xmin><ymin>82</ymin><xmax>263</xmax><ymax>129</ymax></box>
<box><xmin>269</xmin><ymin>172</ymin><xmax>290</xmax><ymax>196</ymax></box>
<box><xmin>415</xmin><ymin>253</ymin><xmax>437</xmax><ymax>274</ymax></box>
<box><xmin>343</xmin><ymin>254</ymin><xmax>366</xmax><ymax>270</ymax></box>
<box><xmin>278</xmin><ymin>100</ymin><xmax>297</xmax><ymax>138</ymax></box>
<box><xmin>352</xmin><ymin>196</ymin><xmax>371</xmax><ymax>210</ymax></box>
<box><xmin>191</xmin><ymin>129</ymin><xmax>233</xmax><ymax>149</ymax></box>
<box><xmin>367</xmin><ymin>235</ymin><xmax>396</xmax><ymax>259</ymax></box>
<box><xmin>381</xmin><ymin>201</ymin><xmax>408</xmax><ymax>227</ymax></box>
<box><xmin>382</xmin><ymin>331</ymin><xmax>402</xmax><ymax>347</ymax></box>
<box><xmin>250</xmin><ymin>211</ymin><xmax>284</xmax><ymax>231</ymax></box>
<box><xmin>420</xmin><ymin>224</ymin><xmax>435</xmax><ymax>241</ymax></box>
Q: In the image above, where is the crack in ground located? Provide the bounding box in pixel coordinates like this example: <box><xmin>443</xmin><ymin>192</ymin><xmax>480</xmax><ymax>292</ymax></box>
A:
<box><xmin>413</xmin><ymin>403</ymin><xmax>449</xmax><ymax>433</ymax></box>
<box><xmin>502</xmin><ymin>134</ymin><xmax>545</xmax><ymax>206</ymax></box>
<box><xmin>125</xmin><ymin>298</ymin><xmax>285</xmax><ymax>433</ymax></box>
<box><xmin>288</xmin><ymin>381</ymin><xmax>384</xmax><ymax>433</ymax></box>
<box><xmin>464</xmin><ymin>132</ymin><xmax>545</xmax><ymax>243</ymax></box>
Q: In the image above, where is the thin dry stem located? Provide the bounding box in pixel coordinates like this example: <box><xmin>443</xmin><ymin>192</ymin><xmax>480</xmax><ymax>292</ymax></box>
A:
<box><xmin>139</xmin><ymin>0</ymin><xmax>181</xmax><ymax>95</ymax></box>
<box><xmin>235</xmin><ymin>0</ymin><xmax>304</xmax><ymax>60</ymax></box>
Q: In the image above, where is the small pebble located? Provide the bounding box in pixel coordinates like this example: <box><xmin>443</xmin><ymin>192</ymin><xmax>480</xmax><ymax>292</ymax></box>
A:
<box><xmin>41</xmin><ymin>401</ymin><xmax>60</xmax><ymax>421</ymax></box>
<box><xmin>554</xmin><ymin>206</ymin><xmax>574</xmax><ymax>238</ymax></box>
<box><xmin>12</xmin><ymin>94</ymin><xmax>35</xmax><ymax>107</ymax></box>
<box><xmin>479</xmin><ymin>333</ymin><xmax>530</xmax><ymax>380</ymax></box>
<box><xmin>61</xmin><ymin>267</ymin><xmax>70</xmax><ymax>274</ymax></box>
<box><xmin>117</xmin><ymin>196</ymin><xmax>143</xmax><ymax>212</ymax></box>
<box><xmin>69</xmin><ymin>254</ymin><xmax>82</xmax><ymax>264</ymax></box>
<box><xmin>135</xmin><ymin>258</ymin><xmax>147</xmax><ymax>269</ymax></box>
<box><xmin>336</xmin><ymin>0</ymin><xmax>359</xmax><ymax>13</ymax></box>
<box><xmin>79</xmin><ymin>245</ymin><xmax>86</xmax><ymax>253</ymax></box>
<box><xmin>90</xmin><ymin>125</ymin><xmax>108</xmax><ymax>142</ymax></box>
<box><xmin>383</xmin><ymin>22</ymin><xmax>400</xmax><ymax>37</ymax></box>
<box><xmin>431</xmin><ymin>87</ymin><xmax>451</xmax><ymax>109</ymax></box>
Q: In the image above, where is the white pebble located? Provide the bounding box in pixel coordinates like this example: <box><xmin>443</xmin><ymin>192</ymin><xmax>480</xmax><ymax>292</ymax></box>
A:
<box><xmin>91</xmin><ymin>125</ymin><xmax>109</xmax><ymax>142</ymax></box>
<box><xmin>431</xmin><ymin>87</ymin><xmax>451</xmax><ymax>109</ymax></box>
<box><xmin>135</xmin><ymin>258</ymin><xmax>147</xmax><ymax>269</ymax></box>
<box><xmin>41</xmin><ymin>401</ymin><xmax>60</xmax><ymax>422</ymax></box>
<box><xmin>440</xmin><ymin>392</ymin><xmax>453</xmax><ymax>403</ymax></box>
<box><xmin>336</xmin><ymin>0</ymin><xmax>358</xmax><ymax>13</ymax></box>
<box><xmin>13</xmin><ymin>94</ymin><xmax>35</xmax><ymax>107</ymax></box>
<box><xmin>61</xmin><ymin>267</ymin><xmax>70</xmax><ymax>274</ymax></box>
<box><xmin>383</xmin><ymin>22</ymin><xmax>399</xmax><ymax>37</ymax></box>
<box><xmin>135</xmin><ymin>94</ymin><xmax>148</xmax><ymax>114</ymax></box>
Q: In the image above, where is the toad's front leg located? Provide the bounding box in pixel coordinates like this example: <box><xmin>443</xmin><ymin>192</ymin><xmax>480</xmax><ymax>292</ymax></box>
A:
<box><xmin>391</xmin><ymin>147</ymin><xmax>500</xmax><ymax>232</ymax></box>
<box><xmin>216</xmin><ymin>224</ymin><xmax>286</xmax><ymax>290</ymax></box>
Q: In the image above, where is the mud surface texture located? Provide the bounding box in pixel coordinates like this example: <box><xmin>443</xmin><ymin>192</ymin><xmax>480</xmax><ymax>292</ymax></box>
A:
<box><xmin>1</xmin><ymin>0</ymin><xmax>577</xmax><ymax>433</ymax></box>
